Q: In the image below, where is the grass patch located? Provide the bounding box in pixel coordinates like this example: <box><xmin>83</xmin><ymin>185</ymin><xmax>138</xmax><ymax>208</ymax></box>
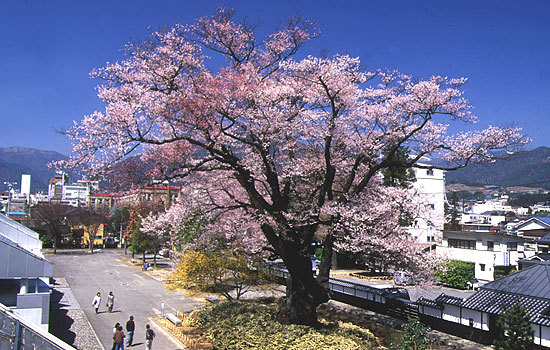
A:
<box><xmin>189</xmin><ymin>301</ymin><xmax>380</xmax><ymax>350</ymax></box>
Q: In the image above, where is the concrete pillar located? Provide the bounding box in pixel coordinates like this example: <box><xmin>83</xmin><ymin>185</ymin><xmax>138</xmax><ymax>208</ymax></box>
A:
<box><xmin>19</xmin><ymin>278</ymin><xmax>28</xmax><ymax>294</ymax></box>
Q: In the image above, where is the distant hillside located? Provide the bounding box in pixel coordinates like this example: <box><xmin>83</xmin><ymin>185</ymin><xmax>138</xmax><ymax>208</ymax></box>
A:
<box><xmin>2</xmin><ymin>145</ymin><xmax>550</xmax><ymax>193</ymax></box>
<box><xmin>445</xmin><ymin>146</ymin><xmax>550</xmax><ymax>189</ymax></box>
<box><xmin>0</xmin><ymin>147</ymin><xmax>69</xmax><ymax>192</ymax></box>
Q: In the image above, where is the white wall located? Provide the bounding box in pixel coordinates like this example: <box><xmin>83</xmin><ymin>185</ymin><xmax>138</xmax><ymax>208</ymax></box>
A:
<box><xmin>420</xmin><ymin>305</ymin><xmax>441</xmax><ymax>318</ymax></box>
<box><xmin>408</xmin><ymin>167</ymin><xmax>445</xmax><ymax>243</ymax></box>
<box><xmin>442</xmin><ymin>305</ymin><xmax>461</xmax><ymax>324</ymax></box>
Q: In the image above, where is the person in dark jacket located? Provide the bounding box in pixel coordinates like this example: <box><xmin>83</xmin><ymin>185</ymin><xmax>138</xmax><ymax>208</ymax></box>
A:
<box><xmin>145</xmin><ymin>324</ymin><xmax>156</xmax><ymax>350</ymax></box>
<box><xmin>125</xmin><ymin>315</ymin><xmax>135</xmax><ymax>347</ymax></box>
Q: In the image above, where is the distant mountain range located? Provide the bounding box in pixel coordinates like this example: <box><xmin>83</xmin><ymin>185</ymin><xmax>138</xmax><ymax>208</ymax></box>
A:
<box><xmin>1</xmin><ymin>146</ymin><xmax>550</xmax><ymax>193</ymax></box>
<box><xmin>0</xmin><ymin>147</ymin><xmax>67</xmax><ymax>192</ymax></box>
<box><xmin>445</xmin><ymin>146</ymin><xmax>550</xmax><ymax>189</ymax></box>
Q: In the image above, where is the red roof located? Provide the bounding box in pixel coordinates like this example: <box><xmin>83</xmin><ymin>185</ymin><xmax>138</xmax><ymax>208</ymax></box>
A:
<box><xmin>141</xmin><ymin>186</ymin><xmax>181</xmax><ymax>190</ymax></box>
<box><xmin>89</xmin><ymin>193</ymin><xmax>122</xmax><ymax>197</ymax></box>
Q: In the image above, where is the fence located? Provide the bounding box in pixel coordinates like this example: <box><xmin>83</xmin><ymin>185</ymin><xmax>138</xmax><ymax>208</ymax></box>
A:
<box><xmin>264</xmin><ymin>263</ymin><xmax>419</xmax><ymax>321</ymax></box>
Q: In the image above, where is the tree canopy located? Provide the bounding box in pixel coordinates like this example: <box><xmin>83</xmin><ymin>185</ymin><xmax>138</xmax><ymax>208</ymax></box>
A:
<box><xmin>62</xmin><ymin>9</ymin><xmax>527</xmax><ymax>325</ymax></box>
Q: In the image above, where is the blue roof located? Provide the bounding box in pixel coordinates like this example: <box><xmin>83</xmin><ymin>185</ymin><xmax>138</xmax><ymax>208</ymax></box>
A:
<box><xmin>535</xmin><ymin>216</ymin><xmax>550</xmax><ymax>225</ymax></box>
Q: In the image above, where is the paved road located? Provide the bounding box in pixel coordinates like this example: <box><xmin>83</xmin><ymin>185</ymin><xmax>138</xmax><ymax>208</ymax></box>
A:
<box><xmin>48</xmin><ymin>249</ymin><xmax>201</xmax><ymax>350</ymax></box>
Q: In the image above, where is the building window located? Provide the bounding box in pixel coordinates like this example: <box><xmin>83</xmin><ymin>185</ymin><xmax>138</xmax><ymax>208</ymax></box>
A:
<box><xmin>429</xmin><ymin>203</ymin><xmax>435</xmax><ymax>210</ymax></box>
<box><xmin>506</xmin><ymin>242</ymin><xmax>517</xmax><ymax>251</ymax></box>
<box><xmin>426</xmin><ymin>169</ymin><xmax>434</xmax><ymax>176</ymax></box>
<box><xmin>448</xmin><ymin>238</ymin><xmax>476</xmax><ymax>250</ymax></box>
<box><xmin>480</xmin><ymin>264</ymin><xmax>486</xmax><ymax>271</ymax></box>
<box><xmin>487</xmin><ymin>241</ymin><xmax>494</xmax><ymax>251</ymax></box>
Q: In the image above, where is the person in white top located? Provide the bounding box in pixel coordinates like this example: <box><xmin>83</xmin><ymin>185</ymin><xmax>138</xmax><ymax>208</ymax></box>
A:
<box><xmin>91</xmin><ymin>292</ymin><xmax>101</xmax><ymax>314</ymax></box>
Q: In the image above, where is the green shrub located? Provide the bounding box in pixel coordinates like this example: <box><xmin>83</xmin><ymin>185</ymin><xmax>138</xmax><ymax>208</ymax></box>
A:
<box><xmin>191</xmin><ymin>301</ymin><xmax>378</xmax><ymax>350</ymax></box>
<box><xmin>390</xmin><ymin>317</ymin><xmax>432</xmax><ymax>350</ymax></box>
<box><xmin>435</xmin><ymin>260</ymin><xmax>474</xmax><ymax>289</ymax></box>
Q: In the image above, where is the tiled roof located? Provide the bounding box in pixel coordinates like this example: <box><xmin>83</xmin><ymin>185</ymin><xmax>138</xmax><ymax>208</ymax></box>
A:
<box><xmin>481</xmin><ymin>263</ymin><xmax>550</xmax><ymax>299</ymax></box>
<box><xmin>461</xmin><ymin>289</ymin><xmax>550</xmax><ymax>326</ymax></box>
<box><xmin>417</xmin><ymin>296</ymin><xmax>443</xmax><ymax>309</ymax></box>
<box><xmin>435</xmin><ymin>293</ymin><xmax>465</xmax><ymax>306</ymax></box>
<box><xmin>520</xmin><ymin>253</ymin><xmax>550</xmax><ymax>262</ymax></box>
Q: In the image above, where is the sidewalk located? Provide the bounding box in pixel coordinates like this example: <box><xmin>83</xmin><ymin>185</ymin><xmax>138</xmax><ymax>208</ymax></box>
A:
<box><xmin>49</xmin><ymin>277</ymin><xmax>103</xmax><ymax>350</ymax></box>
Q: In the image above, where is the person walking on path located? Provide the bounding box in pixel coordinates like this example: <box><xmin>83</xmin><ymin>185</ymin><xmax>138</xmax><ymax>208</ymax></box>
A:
<box><xmin>125</xmin><ymin>315</ymin><xmax>135</xmax><ymax>347</ymax></box>
<box><xmin>114</xmin><ymin>325</ymin><xmax>125</xmax><ymax>350</ymax></box>
<box><xmin>145</xmin><ymin>324</ymin><xmax>155</xmax><ymax>350</ymax></box>
<box><xmin>111</xmin><ymin>322</ymin><xmax>120</xmax><ymax>350</ymax></box>
<box><xmin>106</xmin><ymin>291</ymin><xmax>115</xmax><ymax>313</ymax></box>
<box><xmin>92</xmin><ymin>292</ymin><xmax>101</xmax><ymax>314</ymax></box>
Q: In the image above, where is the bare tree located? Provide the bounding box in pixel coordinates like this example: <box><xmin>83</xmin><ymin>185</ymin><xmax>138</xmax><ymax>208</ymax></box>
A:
<box><xmin>32</xmin><ymin>203</ymin><xmax>76</xmax><ymax>254</ymax></box>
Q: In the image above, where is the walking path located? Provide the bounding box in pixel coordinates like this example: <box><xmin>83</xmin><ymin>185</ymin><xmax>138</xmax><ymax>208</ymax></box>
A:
<box><xmin>47</xmin><ymin>249</ymin><xmax>202</xmax><ymax>350</ymax></box>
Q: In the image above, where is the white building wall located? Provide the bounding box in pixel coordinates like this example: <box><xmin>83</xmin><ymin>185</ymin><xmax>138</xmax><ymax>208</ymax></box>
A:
<box><xmin>21</xmin><ymin>174</ymin><xmax>31</xmax><ymax>196</ymax></box>
<box><xmin>442</xmin><ymin>305</ymin><xmax>461</xmax><ymax>324</ymax></box>
<box><xmin>408</xmin><ymin>167</ymin><xmax>445</xmax><ymax>244</ymax></box>
<box><xmin>420</xmin><ymin>305</ymin><xmax>441</xmax><ymax>318</ymax></box>
<box><xmin>461</xmin><ymin>308</ymin><xmax>482</xmax><ymax>329</ymax></box>
<box><xmin>0</xmin><ymin>214</ymin><xmax>42</xmax><ymax>257</ymax></box>
<box><xmin>13</xmin><ymin>308</ymin><xmax>47</xmax><ymax>330</ymax></box>
<box><xmin>540</xmin><ymin>325</ymin><xmax>550</xmax><ymax>348</ymax></box>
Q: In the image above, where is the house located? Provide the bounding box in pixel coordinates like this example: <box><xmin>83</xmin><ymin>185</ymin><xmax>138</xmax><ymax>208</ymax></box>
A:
<box><xmin>516</xmin><ymin>216</ymin><xmax>550</xmax><ymax>239</ymax></box>
<box><xmin>81</xmin><ymin>222</ymin><xmax>105</xmax><ymax>247</ymax></box>
<box><xmin>0</xmin><ymin>214</ymin><xmax>52</xmax><ymax>330</ymax></box>
<box><xmin>438</xmin><ymin>229</ymin><xmax>526</xmax><ymax>282</ymax></box>
<box><xmin>418</xmin><ymin>262</ymin><xmax>550</xmax><ymax>348</ymax></box>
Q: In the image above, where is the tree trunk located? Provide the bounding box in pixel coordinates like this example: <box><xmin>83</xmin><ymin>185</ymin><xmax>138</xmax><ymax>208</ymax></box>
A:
<box><xmin>53</xmin><ymin>239</ymin><xmax>57</xmax><ymax>254</ymax></box>
<box><xmin>89</xmin><ymin>237</ymin><xmax>94</xmax><ymax>254</ymax></box>
<box><xmin>142</xmin><ymin>251</ymin><xmax>146</xmax><ymax>263</ymax></box>
<box><xmin>153</xmin><ymin>253</ymin><xmax>157</xmax><ymax>267</ymax></box>
<box><xmin>279</xmin><ymin>248</ymin><xmax>329</xmax><ymax>326</ymax></box>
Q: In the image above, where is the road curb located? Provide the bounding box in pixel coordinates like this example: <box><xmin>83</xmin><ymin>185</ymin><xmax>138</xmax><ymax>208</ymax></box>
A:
<box><xmin>85</xmin><ymin>314</ymin><xmax>106</xmax><ymax>350</ymax></box>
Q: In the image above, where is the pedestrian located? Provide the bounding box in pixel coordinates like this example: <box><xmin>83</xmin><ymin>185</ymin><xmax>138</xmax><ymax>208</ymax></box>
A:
<box><xmin>106</xmin><ymin>291</ymin><xmax>115</xmax><ymax>313</ymax></box>
<box><xmin>111</xmin><ymin>322</ymin><xmax>120</xmax><ymax>350</ymax></box>
<box><xmin>91</xmin><ymin>292</ymin><xmax>101</xmax><ymax>314</ymax></box>
<box><xmin>114</xmin><ymin>325</ymin><xmax>125</xmax><ymax>350</ymax></box>
<box><xmin>125</xmin><ymin>315</ymin><xmax>135</xmax><ymax>347</ymax></box>
<box><xmin>145</xmin><ymin>324</ymin><xmax>155</xmax><ymax>350</ymax></box>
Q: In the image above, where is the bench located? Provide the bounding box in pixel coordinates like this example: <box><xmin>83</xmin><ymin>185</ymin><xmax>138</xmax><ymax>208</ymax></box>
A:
<box><xmin>205</xmin><ymin>295</ymin><xmax>220</xmax><ymax>303</ymax></box>
<box><xmin>166</xmin><ymin>312</ymin><xmax>182</xmax><ymax>326</ymax></box>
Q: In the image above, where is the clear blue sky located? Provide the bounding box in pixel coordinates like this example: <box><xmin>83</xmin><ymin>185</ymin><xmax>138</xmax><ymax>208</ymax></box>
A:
<box><xmin>1</xmin><ymin>0</ymin><xmax>549</xmax><ymax>155</ymax></box>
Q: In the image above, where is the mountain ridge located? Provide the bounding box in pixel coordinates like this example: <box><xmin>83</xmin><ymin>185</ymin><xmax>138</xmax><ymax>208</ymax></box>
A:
<box><xmin>0</xmin><ymin>146</ymin><xmax>67</xmax><ymax>192</ymax></box>
<box><xmin>1</xmin><ymin>146</ymin><xmax>550</xmax><ymax>192</ymax></box>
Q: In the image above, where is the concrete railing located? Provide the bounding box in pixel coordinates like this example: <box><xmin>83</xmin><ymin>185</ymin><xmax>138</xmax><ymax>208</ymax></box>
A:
<box><xmin>0</xmin><ymin>302</ymin><xmax>75</xmax><ymax>350</ymax></box>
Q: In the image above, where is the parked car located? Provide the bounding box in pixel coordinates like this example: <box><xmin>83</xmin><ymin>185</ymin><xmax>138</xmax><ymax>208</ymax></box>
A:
<box><xmin>394</xmin><ymin>271</ymin><xmax>414</xmax><ymax>286</ymax></box>
<box><xmin>103</xmin><ymin>236</ymin><xmax>119</xmax><ymax>248</ymax></box>
<box><xmin>381</xmin><ymin>287</ymin><xmax>410</xmax><ymax>300</ymax></box>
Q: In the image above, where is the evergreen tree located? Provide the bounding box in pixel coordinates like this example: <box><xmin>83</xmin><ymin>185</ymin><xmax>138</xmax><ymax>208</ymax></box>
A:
<box><xmin>494</xmin><ymin>298</ymin><xmax>534</xmax><ymax>350</ymax></box>
<box><xmin>381</xmin><ymin>146</ymin><xmax>416</xmax><ymax>188</ymax></box>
